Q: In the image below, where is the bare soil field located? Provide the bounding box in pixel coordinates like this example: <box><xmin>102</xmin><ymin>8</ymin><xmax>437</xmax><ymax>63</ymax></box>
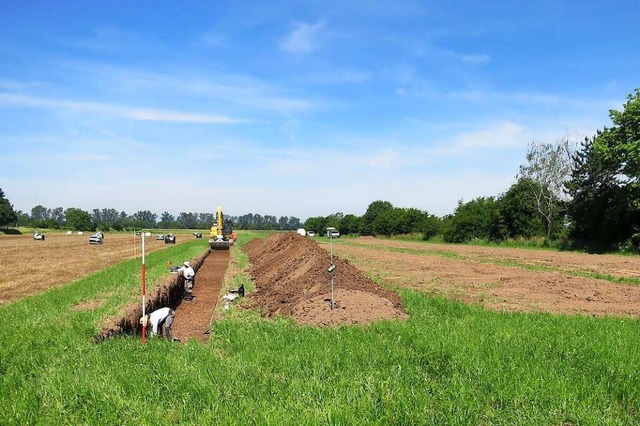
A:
<box><xmin>0</xmin><ymin>233</ymin><xmax>179</xmax><ymax>305</ymax></box>
<box><xmin>328</xmin><ymin>237</ymin><xmax>640</xmax><ymax>317</ymax></box>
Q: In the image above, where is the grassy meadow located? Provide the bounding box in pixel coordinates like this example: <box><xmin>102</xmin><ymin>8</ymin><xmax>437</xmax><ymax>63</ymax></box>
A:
<box><xmin>1</xmin><ymin>231</ymin><xmax>639</xmax><ymax>425</ymax></box>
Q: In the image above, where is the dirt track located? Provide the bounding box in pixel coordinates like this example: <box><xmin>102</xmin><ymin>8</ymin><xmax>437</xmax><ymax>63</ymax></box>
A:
<box><xmin>0</xmin><ymin>233</ymin><xmax>179</xmax><ymax>305</ymax></box>
<box><xmin>172</xmin><ymin>250</ymin><xmax>229</xmax><ymax>342</ymax></box>
<box><xmin>328</xmin><ymin>237</ymin><xmax>640</xmax><ymax>317</ymax></box>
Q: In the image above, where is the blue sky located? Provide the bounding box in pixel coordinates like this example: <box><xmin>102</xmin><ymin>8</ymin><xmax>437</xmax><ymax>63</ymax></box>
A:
<box><xmin>1</xmin><ymin>1</ymin><xmax>638</xmax><ymax>220</ymax></box>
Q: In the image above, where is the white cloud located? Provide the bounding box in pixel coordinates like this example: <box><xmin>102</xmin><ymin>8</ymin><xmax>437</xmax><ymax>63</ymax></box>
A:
<box><xmin>281</xmin><ymin>21</ymin><xmax>325</xmax><ymax>54</ymax></box>
<box><xmin>458</xmin><ymin>53</ymin><xmax>491</xmax><ymax>64</ymax></box>
<box><xmin>453</xmin><ymin>121</ymin><xmax>524</xmax><ymax>149</ymax></box>
<box><xmin>0</xmin><ymin>93</ymin><xmax>247</xmax><ymax>124</ymax></box>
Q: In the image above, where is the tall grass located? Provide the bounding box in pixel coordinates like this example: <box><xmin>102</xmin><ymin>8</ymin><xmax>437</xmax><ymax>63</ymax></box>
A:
<box><xmin>1</xmin><ymin>231</ymin><xmax>639</xmax><ymax>424</ymax></box>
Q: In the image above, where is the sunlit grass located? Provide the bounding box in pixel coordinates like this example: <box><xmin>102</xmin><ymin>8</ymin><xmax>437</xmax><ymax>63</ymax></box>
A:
<box><xmin>1</xmin><ymin>231</ymin><xmax>639</xmax><ymax>424</ymax></box>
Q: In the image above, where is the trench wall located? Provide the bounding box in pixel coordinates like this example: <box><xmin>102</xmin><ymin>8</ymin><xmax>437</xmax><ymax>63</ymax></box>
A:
<box><xmin>95</xmin><ymin>248</ymin><xmax>211</xmax><ymax>341</ymax></box>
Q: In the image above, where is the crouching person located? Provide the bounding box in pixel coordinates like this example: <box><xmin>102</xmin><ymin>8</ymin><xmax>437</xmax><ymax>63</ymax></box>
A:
<box><xmin>141</xmin><ymin>307</ymin><xmax>178</xmax><ymax>341</ymax></box>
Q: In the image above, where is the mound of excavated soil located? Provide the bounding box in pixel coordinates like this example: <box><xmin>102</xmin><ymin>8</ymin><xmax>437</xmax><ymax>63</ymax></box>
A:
<box><xmin>243</xmin><ymin>233</ymin><xmax>407</xmax><ymax>326</ymax></box>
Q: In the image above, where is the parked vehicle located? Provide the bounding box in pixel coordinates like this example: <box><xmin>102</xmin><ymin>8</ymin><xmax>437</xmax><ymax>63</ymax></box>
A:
<box><xmin>164</xmin><ymin>234</ymin><xmax>176</xmax><ymax>244</ymax></box>
<box><xmin>156</xmin><ymin>234</ymin><xmax>165</xmax><ymax>240</ymax></box>
<box><xmin>326</xmin><ymin>227</ymin><xmax>340</xmax><ymax>238</ymax></box>
<box><xmin>33</xmin><ymin>232</ymin><xmax>45</xmax><ymax>241</ymax></box>
<box><xmin>307</xmin><ymin>231</ymin><xmax>316</xmax><ymax>237</ymax></box>
<box><xmin>89</xmin><ymin>232</ymin><xmax>104</xmax><ymax>245</ymax></box>
<box><xmin>193</xmin><ymin>232</ymin><xmax>202</xmax><ymax>238</ymax></box>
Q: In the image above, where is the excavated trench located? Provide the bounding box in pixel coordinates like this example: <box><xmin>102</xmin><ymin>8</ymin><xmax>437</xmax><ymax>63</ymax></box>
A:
<box><xmin>96</xmin><ymin>232</ymin><xmax>407</xmax><ymax>342</ymax></box>
<box><xmin>96</xmin><ymin>248</ymin><xmax>230</xmax><ymax>343</ymax></box>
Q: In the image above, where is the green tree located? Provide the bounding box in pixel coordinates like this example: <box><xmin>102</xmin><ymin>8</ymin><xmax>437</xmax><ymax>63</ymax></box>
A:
<box><xmin>132</xmin><ymin>210</ymin><xmax>157</xmax><ymax>229</ymax></box>
<box><xmin>360</xmin><ymin>200</ymin><xmax>393</xmax><ymax>235</ymax></box>
<box><xmin>304</xmin><ymin>216</ymin><xmax>327</xmax><ymax>234</ymax></box>
<box><xmin>65</xmin><ymin>208</ymin><xmax>94</xmax><ymax>231</ymax></box>
<box><xmin>566</xmin><ymin>89</ymin><xmax>640</xmax><ymax>251</ymax></box>
<box><xmin>339</xmin><ymin>214</ymin><xmax>361</xmax><ymax>235</ymax></box>
<box><xmin>443</xmin><ymin>197</ymin><xmax>501</xmax><ymax>243</ymax></box>
<box><xmin>518</xmin><ymin>138</ymin><xmax>574</xmax><ymax>237</ymax></box>
<box><xmin>158</xmin><ymin>211</ymin><xmax>176</xmax><ymax>229</ymax></box>
<box><xmin>0</xmin><ymin>188</ymin><xmax>17</xmax><ymax>226</ymax></box>
<box><xmin>498</xmin><ymin>178</ymin><xmax>546</xmax><ymax>239</ymax></box>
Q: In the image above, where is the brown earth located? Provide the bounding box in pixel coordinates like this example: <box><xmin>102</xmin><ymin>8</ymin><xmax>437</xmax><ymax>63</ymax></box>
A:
<box><xmin>328</xmin><ymin>237</ymin><xmax>640</xmax><ymax>317</ymax></box>
<box><xmin>171</xmin><ymin>250</ymin><xmax>229</xmax><ymax>342</ymax></box>
<box><xmin>0</xmin><ymin>232</ymin><xmax>183</xmax><ymax>305</ymax></box>
<box><xmin>243</xmin><ymin>233</ymin><xmax>408</xmax><ymax>326</ymax></box>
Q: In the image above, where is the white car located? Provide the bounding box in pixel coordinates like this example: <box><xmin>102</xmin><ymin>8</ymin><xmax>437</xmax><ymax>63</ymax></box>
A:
<box><xmin>33</xmin><ymin>232</ymin><xmax>45</xmax><ymax>241</ymax></box>
<box><xmin>307</xmin><ymin>231</ymin><xmax>316</xmax><ymax>237</ymax></box>
<box><xmin>156</xmin><ymin>234</ymin><xmax>165</xmax><ymax>240</ymax></box>
<box><xmin>89</xmin><ymin>232</ymin><xmax>104</xmax><ymax>245</ymax></box>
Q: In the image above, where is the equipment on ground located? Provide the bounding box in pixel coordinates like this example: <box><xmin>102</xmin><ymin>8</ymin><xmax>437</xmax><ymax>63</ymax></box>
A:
<box><xmin>209</xmin><ymin>206</ymin><xmax>234</xmax><ymax>250</ymax></box>
<box><xmin>164</xmin><ymin>234</ymin><xmax>176</xmax><ymax>244</ymax></box>
<box><xmin>89</xmin><ymin>232</ymin><xmax>104</xmax><ymax>245</ymax></box>
<box><xmin>33</xmin><ymin>232</ymin><xmax>45</xmax><ymax>241</ymax></box>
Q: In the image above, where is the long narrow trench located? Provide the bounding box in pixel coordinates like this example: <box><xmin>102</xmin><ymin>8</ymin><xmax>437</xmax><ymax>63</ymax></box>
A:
<box><xmin>171</xmin><ymin>249</ymin><xmax>230</xmax><ymax>342</ymax></box>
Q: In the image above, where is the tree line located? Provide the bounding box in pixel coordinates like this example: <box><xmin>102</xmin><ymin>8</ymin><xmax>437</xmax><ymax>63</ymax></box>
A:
<box><xmin>0</xmin><ymin>202</ymin><xmax>302</xmax><ymax>233</ymax></box>
<box><xmin>2</xmin><ymin>88</ymin><xmax>639</xmax><ymax>253</ymax></box>
<box><xmin>303</xmin><ymin>88</ymin><xmax>640</xmax><ymax>253</ymax></box>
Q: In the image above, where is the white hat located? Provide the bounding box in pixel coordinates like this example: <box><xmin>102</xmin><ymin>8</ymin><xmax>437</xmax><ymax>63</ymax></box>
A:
<box><xmin>183</xmin><ymin>261</ymin><xmax>190</xmax><ymax>267</ymax></box>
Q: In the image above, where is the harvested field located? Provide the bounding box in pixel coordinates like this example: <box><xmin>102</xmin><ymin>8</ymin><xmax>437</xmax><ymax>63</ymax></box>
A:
<box><xmin>0</xmin><ymin>232</ymin><xmax>182</xmax><ymax>305</ymax></box>
<box><xmin>328</xmin><ymin>237</ymin><xmax>640</xmax><ymax>317</ymax></box>
<box><xmin>243</xmin><ymin>233</ymin><xmax>407</xmax><ymax>326</ymax></box>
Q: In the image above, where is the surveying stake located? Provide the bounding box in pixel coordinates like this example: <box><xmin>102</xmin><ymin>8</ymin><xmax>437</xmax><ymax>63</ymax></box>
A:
<box><xmin>141</xmin><ymin>232</ymin><xmax>146</xmax><ymax>344</ymax></box>
<box><xmin>327</xmin><ymin>228</ymin><xmax>336</xmax><ymax>310</ymax></box>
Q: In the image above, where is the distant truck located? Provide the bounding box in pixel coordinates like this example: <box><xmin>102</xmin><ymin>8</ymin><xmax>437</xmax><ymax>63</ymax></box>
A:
<box><xmin>297</xmin><ymin>228</ymin><xmax>306</xmax><ymax>236</ymax></box>
<box><xmin>326</xmin><ymin>227</ymin><xmax>340</xmax><ymax>238</ymax></box>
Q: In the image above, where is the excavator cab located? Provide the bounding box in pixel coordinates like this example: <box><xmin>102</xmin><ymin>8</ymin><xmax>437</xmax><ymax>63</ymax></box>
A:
<box><xmin>208</xmin><ymin>206</ymin><xmax>233</xmax><ymax>250</ymax></box>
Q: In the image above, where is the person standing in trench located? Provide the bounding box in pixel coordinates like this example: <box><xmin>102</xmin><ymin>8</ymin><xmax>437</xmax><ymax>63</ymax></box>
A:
<box><xmin>180</xmin><ymin>260</ymin><xmax>195</xmax><ymax>301</ymax></box>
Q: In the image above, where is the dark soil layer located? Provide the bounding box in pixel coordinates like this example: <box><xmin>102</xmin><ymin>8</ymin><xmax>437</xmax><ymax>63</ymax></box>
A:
<box><xmin>243</xmin><ymin>233</ymin><xmax>407</xmax><ymax>326</ymax></box>
<box><xmin>96</xmin><ymin>248</ymin><xmax>223</xmax><ymax>341</ymax></box>
<box><xmin>171</xmin><ymin>250</ymin><xmax>230</xmax><ymax>342</ymax></box>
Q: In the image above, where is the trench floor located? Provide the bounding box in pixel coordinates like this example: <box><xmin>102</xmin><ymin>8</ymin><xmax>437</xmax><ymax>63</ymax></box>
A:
<box><xmin>171</xmin><ymin>249</ymin><xmax>230</xmax><ymax>342</ymax></box>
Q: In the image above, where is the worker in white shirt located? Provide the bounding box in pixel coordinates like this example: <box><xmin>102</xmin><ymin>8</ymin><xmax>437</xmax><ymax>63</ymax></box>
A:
<box><xmin>141</xmin><ymin>307</ymin><xmax>177</xmax><ymax>341</ymax></box>
<box><xmin>180</xmin><ymin>260</ymin><xmax>196</xmax><ymax>301</ymax></box>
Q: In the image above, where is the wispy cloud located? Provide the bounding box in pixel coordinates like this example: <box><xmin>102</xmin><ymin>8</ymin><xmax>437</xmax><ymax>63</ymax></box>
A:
<box><xmin>458</xmin><ymin>53</ymin><xmax>491</xmax><ymax>64</ymax></box>
<box><xmin>65</xmin><ymin>27</ymin><xmax>137</xmax><ymax>52</ymax></box>
<box><xmin>55</xmin><ymin>61</ymin><xmax>318</xmax><ymax>114</ymax></box>
<box><xmin>453</xmin><ymin>121</ymin><xmax>524</xmax><ymax>149</ymax></box>
<box><xmin>280</xmin><ymin>21</ymin><xmax>325</xmax><ymax>54</ymax></box>
<box><xmin>0</xmin><ymin>93</ymin><xmax>247</xmax><ymax>124</ymax></box>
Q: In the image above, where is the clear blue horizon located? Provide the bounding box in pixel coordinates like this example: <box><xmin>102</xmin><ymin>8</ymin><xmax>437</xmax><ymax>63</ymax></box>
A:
<box><xmin>1</xmin><ymin>1</ymin><xmax>638</xmax><ymax>220</ymax></box>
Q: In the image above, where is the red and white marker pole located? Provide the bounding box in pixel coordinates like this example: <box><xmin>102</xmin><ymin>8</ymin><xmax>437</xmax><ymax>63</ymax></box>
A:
<box><xmin>141</xmin><ymin>232</ymin><xmax>147</xmax><ymax>344</ymax></box>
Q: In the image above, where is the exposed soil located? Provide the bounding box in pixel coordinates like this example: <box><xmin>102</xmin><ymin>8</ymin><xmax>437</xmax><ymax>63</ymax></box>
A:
<box><xmin>0</xmin><ymin>233</ymin><xmax>184</xmax><ymax>305</ymax></box>
<box><xmin>94</xmin><ymin>249</ymin><xmax>210</xmax><ymax>341</ymax></box>
<box><xmin>171</xmin><ymin>250</ymin><xmax>229</xmax><ymax>342</ymax></box>
<box><xmin>243</xmin><ymin>233</ymin><xmax>408</xmax><ymax>326</ymax></box>
<box><xmin>329</xmin><ymin>237</ymin><xmax>640</xmax><ymax>317</ymax></box>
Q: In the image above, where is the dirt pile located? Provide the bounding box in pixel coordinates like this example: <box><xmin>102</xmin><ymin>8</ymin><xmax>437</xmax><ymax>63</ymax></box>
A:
<box><xmin>243</xmin><ymin>233</ymin><xmax>407</xmax><ymax>326</ymax></box>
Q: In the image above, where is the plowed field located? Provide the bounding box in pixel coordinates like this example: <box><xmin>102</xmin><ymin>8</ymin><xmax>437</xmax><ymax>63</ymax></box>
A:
<box><xmin>0</xmin><ymin>233</ymin><xmax>178</xmax><ymax>305</ymax></box>
<box><xmin>328</xmin><ymin>237</ymin><xmax>640</xmax><ymax>317</ymax></box>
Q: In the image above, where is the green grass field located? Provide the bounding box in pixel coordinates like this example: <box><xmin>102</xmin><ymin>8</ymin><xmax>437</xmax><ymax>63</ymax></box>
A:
<box><xmin>1</xmin><ymin>231</ymin><xmax>639</xmax><ymax>425</ymax></box>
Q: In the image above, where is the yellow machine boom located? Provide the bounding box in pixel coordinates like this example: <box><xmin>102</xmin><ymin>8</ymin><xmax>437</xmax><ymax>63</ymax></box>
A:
<box><xmin>209</xmin><ymin>206</ymin><xmax>233</xmax><ymax>250</ymax></box>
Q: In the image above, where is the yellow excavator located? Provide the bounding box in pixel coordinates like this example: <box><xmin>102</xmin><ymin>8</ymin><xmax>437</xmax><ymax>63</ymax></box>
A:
<box><xmin>209</xmin><ymin>206</ymin><xmax>235</xmax><ymax>250</ymax></box>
